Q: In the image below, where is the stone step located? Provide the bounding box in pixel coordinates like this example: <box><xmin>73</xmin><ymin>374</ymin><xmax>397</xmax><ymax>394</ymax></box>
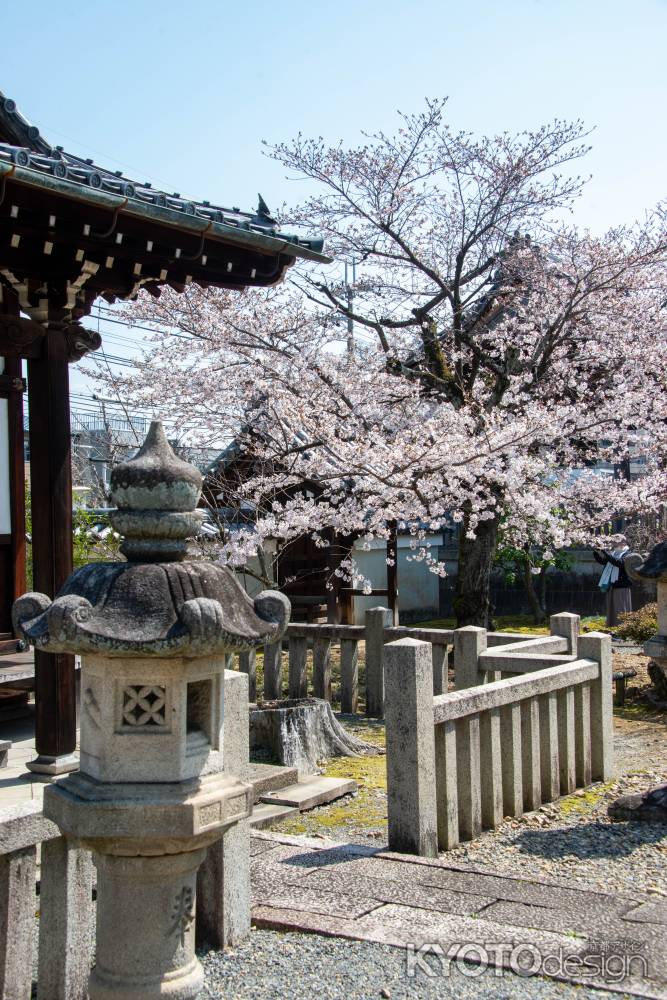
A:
<box><xmin>249</xmin><ymin>803</ymin><xmax>300</xmax><ymax>829</ymax></box>
<box><xmin>248</xmin><ymin>763</ymin><xmax>299</xmax><ymax>804</ymax></box>
<box><xmin>260</xmin><ymin>776</ymin><xmax>356</xmax><ymax>812</ymax></box>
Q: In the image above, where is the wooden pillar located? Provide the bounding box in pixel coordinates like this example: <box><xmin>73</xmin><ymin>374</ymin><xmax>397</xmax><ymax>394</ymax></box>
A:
<box><xmin>387</xmin><ymin>519</ymin><xmax>399</xmax><ymax>626</ymax></box>
<box><xmin>0</xmin><ymin>293</ymin><xmax>26</xmax><ymax>652</ymax></box>
<box><xmin>27</xmin><ymin>326</ymin><xmax>78</xmax><ymax>772</ymax></box>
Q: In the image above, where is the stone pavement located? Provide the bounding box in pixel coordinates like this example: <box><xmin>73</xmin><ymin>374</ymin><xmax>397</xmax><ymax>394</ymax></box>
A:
<box><xmin>249</xmin><ymin>831</ymin><xmax>667</xmax><ymax>999</ymax></box>
<box><xmin>0</xmin><ymin>713</ymin><xmax>45</xmax><ymax>806</ymax></box>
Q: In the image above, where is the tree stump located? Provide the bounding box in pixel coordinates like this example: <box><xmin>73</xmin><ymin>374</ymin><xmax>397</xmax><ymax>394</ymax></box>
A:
<box><xmin>250</xmin><ymin>697</ymin><xmax>382</xmax><ymax>774</ymax></box>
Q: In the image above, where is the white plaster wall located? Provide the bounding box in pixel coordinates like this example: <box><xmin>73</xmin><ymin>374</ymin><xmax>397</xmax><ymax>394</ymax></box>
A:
<box><xmin>351</xmin><ymin>535</ymin><xmax>442</xmax><ymax>623</ymax></box>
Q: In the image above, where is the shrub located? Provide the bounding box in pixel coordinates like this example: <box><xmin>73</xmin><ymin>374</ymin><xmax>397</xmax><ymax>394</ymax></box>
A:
<box><xmin>615</xmin><ymin>603</ymin><xmax>657</xmax><ymax>643</ymax></box>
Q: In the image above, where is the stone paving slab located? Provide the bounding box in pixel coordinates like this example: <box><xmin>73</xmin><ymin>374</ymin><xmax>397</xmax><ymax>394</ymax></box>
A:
<box><xmin>250</xmin><ymin>803</ymin><xmax>300</xmax><ymax>828</ymax></box>
<box><xmin>297</xmin><ymin>868</ymin><xmax>497</xmax><ymax>917</ymax></box>
<box><xmin>260</xmin><ymin>776</ymin><xmax>356</xmax><ymax>811</ymax></box>
<box><xmin>624</xmin><ymin>900</ymin><xmax>667</xmax><ymax>925</ymax></box>
<box><xmin>250</xmin><ymin>833</ymin><xmax>667</xmax><ymax>998</ymax></box>
<box><xmin>247</xmin><ymin>763</ymin><xmax>299</xmax><ymax>803</ymax></box>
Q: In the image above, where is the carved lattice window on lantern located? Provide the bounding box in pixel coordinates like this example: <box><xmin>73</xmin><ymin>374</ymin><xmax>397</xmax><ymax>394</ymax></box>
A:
<box><xmin>121</xmin><ymin>685</ymin><xmax>167</xmax><ymax>728</ymax></box>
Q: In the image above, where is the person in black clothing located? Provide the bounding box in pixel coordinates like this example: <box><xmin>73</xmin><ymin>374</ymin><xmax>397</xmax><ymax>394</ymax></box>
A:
<box><xmin>592</xmin><ymin>540</ymin><xmax>632</xmax><ymax>627</ymax></box>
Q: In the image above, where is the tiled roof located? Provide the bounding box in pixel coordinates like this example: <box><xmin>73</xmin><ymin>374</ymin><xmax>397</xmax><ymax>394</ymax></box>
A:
<box><xmin>0</xmin><ymin>92</ymin><xmax>327</xmax><ymax>261</ymax></box>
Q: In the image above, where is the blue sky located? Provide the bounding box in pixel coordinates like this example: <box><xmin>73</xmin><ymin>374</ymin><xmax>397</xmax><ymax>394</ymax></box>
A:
<box><xmin>4</xmin><ymin>0</ymin><xmax>666</xmax><ymax>407</ymax></box>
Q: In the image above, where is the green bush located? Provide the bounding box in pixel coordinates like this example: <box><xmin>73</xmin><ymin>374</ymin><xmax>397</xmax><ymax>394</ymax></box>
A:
<box><xmin>614</xmin><ymin>603</ymin><xmax>657</xmax><ymax>642</ymax></box>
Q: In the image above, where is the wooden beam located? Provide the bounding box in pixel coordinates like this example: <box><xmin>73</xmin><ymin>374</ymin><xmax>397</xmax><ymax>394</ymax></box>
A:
<box><xmin>27</xmin><ymin>326</ymin><xmax>76</xmax><ymax>761</ymax></box>
<box><xmin>0</xmin><ymin>313</ymin><xmax>46</xmax><ymax>359</ymax></box>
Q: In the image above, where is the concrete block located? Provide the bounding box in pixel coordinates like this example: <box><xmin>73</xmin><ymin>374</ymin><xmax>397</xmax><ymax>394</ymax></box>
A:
<box><xmin>0</xmin><ymin>741</ymin><xmax>9</xmax><ymax>768</ymax></box>
<box><xmin>574</xmin><ymin>682</ymin><xmax>592</xmax><ymax>787</ymax></box>
<box><xmin>37</xmin><ymin>838</ymin><xmax>94</xmax><ymax>1000</ymax></box>
<box><xmin>238</xmin><ymin>649</ymin><xmax>257</xmax><ymax>703</ymax></box>
<box><xmin>479</xmin><ymin>706</ymin><xmax>503</xmax><ymax>829</ymax></box>
<box><xmin>0</xmin><ymin>801</ymin><xmax>60</xmax><ymax>854</ymax></box>
<box><xmin>384</xmin><ymin>638</ymin><xmax>437</xmax><ymax>857</ymax></box>
<box><xmin>263</xmin><ymin>641</ymin><xmax>282</xmax><ymax>700</ymax></box>
<box><xmin>435</xmin><ymin>719</ymin><xmax>458</xmax><ymax>850</ymax></box>
<box><xmin>197</xmin><ymin>821</ymin><xmax>250</xmax><ymax>950</ymax></box>
<box><xmin>456</xmin><ymin>715</ymin><xmax>482</xmax><ymax>840</ymax></box>
<box><xmin>197</xmin><ymin>669</ymin><xmax>252</xmax><ymax>951</ymax></box>
<box><xmin>0</xmin><ymin>844</ymin><xmax>36</xmax><ymax>1000</ymax></box>
<box><xmin>288</xmin><ymin>636</ymin><xmax>308</xmax><ymax>700</ymax></box>
<box><xmin>558</xmin><ymin>686</ymin><xmax>576</xmax><ymax>794</ymax></box>
<box><xmin>313</xmin><ymin>637</ymin><xmax>332</xmax><ymax>702</ymax></box>
<box><xmin>431</xmin><ymin>643</ymin><xmax>448</xmax><ymax>696</ymax></box>
<box><xmin>501</xmin><ymin>702</ymin><xmax>523</xmax><ymax>817</ymax></box>
<box><xmin>340</xmin><ymin>639</ymin><xmax>359</xmax><ymax>714</ymax></box>
<box><xmin>539</xmin><ymin>690</ymin><xmax>560</xmax><ymax>802</ymax></box>
<box><xmin>223</xmin><ymin>669</ymin><xmax>249</xmax><ymax>778</ymax></box>
<box><xmin>521</xmin><ymin>696</ymin><xmax>541</xmax><ymax>811</ymax></box>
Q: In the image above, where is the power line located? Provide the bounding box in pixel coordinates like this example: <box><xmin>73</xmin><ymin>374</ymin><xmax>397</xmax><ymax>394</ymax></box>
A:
<box><xmin>91</xmin><ymin>309</ymin><xmax>196</xmax><ymax>341</ymax></box>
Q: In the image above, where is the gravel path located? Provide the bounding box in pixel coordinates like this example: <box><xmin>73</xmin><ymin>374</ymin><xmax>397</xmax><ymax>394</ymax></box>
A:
<box><xmin>199</xmin><ymin>929</ymin><xmax>627</xmax><ymax>1000</ymax></box>
<box><xmin>439</xmin><ymin>767</ymin><xmax>667</xmax><ymax>895</ymax></box>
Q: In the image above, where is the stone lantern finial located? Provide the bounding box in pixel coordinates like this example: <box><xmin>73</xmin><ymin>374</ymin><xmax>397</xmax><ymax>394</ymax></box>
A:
<box><xmin>110</xmin><ymin>420</ymin><xmax>205</xmax><ymax>562</ymax></box>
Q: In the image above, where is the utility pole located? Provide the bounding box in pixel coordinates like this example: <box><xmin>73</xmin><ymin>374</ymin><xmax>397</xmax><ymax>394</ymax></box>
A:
<box><xmin>345</xmin><ymin>261</ymin><xmax>356</xmax><ymax>359</ymax></box>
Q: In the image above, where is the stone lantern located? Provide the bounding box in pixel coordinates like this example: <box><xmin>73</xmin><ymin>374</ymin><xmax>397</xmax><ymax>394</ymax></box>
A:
<box><xmin>609</xmin><ymin>542</ymin><xmax>667</xmax><ymax>822</ymax></box>
<box><xmin>13</xmin><ymin>421</ymin><xmax>290</xmax><ymax>999</ymax></box>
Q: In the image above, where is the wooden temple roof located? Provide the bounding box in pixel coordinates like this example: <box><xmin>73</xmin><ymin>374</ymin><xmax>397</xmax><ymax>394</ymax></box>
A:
<box><xmin>0</xmin><ymin>91</ymin><xmax>328</xmax><ymax>332</ymax></box>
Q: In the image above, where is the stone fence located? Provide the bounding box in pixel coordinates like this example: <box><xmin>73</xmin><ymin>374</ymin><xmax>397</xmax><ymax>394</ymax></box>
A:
<box><xmin>235</xmin><ymin>609</ymin><xmax>536</xmax><ymax>716</ymax></box>
<box><xmin>0</xmin><ymin>670</ymin><xmax>249</xmax><ymax>1000</ymax></box>
<box><xmin>383</xmin><ymin>613</ymin><xmax>614</xmax><ymax>856</ymax></box>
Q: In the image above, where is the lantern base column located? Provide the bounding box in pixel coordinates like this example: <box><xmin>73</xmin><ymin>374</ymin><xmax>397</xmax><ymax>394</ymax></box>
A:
<box><xmin>90</xmin><ymin>849</ymin><xmax>206</xmax><ymax>1000</ymax></box>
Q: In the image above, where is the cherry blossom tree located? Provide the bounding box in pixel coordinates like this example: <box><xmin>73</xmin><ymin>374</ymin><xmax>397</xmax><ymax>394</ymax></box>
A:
<box><xmin>103</xmin><ymin>100</ymin><xmax>667</xmax><ymax>626</ymax></box>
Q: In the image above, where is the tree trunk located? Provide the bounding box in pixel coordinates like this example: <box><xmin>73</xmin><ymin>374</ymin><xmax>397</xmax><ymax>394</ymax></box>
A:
<box><xmin>250</xmin><ymin>697</ymin><xmax>382</xmax><ymax>775</ymax></box>
<box><xmin>454</xmin><ymin>512</ymin><xmax>501</xmax><ymax>628</ymax></box>
<box><xmin>522</xmin><ymin>559</ymin><xmax>547</xmax><ymax>625</ymax></box>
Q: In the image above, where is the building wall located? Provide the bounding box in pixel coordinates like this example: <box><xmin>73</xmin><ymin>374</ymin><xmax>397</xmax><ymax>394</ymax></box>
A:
<box><xmin>351</xmin><ymin>535</ymin><xmax>443</xmax><ymax>624</ymax></box>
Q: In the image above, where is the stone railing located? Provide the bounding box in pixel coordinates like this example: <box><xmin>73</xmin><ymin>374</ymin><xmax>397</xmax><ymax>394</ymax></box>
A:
<box><xmin>236</xmin><ymin>608</ymin><xmax>537</xmax><ymax>715</ymax></box>
<box><xmin>384</xmin><ymin>614</ymin><xmax>614</xmax><ymax>856</ymax></box>
<box><xmin>0</xmin><ymin>670</ymin><xmax>249</xmax><ymax>999</ymax></box>
<box><xmin>0</xmin><ymin>802</ymin><xmax>94</xmax><ymax>1000</ymax></box>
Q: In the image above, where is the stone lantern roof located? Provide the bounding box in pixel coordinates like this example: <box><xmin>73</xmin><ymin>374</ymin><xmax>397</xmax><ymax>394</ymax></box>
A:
<box><xmin>629</xmin><ymin>542</ymin><xmax>667</xmax><ymax>581</ymax></box>
<box><xmin>13</xmin><ymin>421</ymin><xmax>289</xmax><ymax>657</ymax></box>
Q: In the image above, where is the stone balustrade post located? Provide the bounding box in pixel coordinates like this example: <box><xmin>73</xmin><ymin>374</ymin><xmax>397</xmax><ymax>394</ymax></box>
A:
<box><xmin>238</xmin><ymin>649</ymin><xmax>257</xmax><ymax>702</ymax></box>
<box><xmin>454</xmin><ymin>626</ymin><xmax>486</xmax><ymax>689</ymax></box>
<box><xmin>550</xmin><ymin>612</ymin><xmax>580</xmax><ymax>656</ymax></box>
<box><xmin>365</xmin><ymin>606</ymin><xmax>392</xmax><ymax>717</ymax></box>
<box><xmin>37</xmin><ymin>839</ymin><xmax>94</xmax><ymax>1000</ymax></box>
<box><xmin>384</xmin><ymin>638</ymin><xmax>438</xmax><ymax>857</ymax></box>
<box><xmin>580</xmin><ymin>631</ymin><xmax>614</xmax><ymax>782</ymax></box>
<box><xmin>197</xmin><ymin>669</ymin><xmax>251</xmax><ymax>950</ymax></box>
